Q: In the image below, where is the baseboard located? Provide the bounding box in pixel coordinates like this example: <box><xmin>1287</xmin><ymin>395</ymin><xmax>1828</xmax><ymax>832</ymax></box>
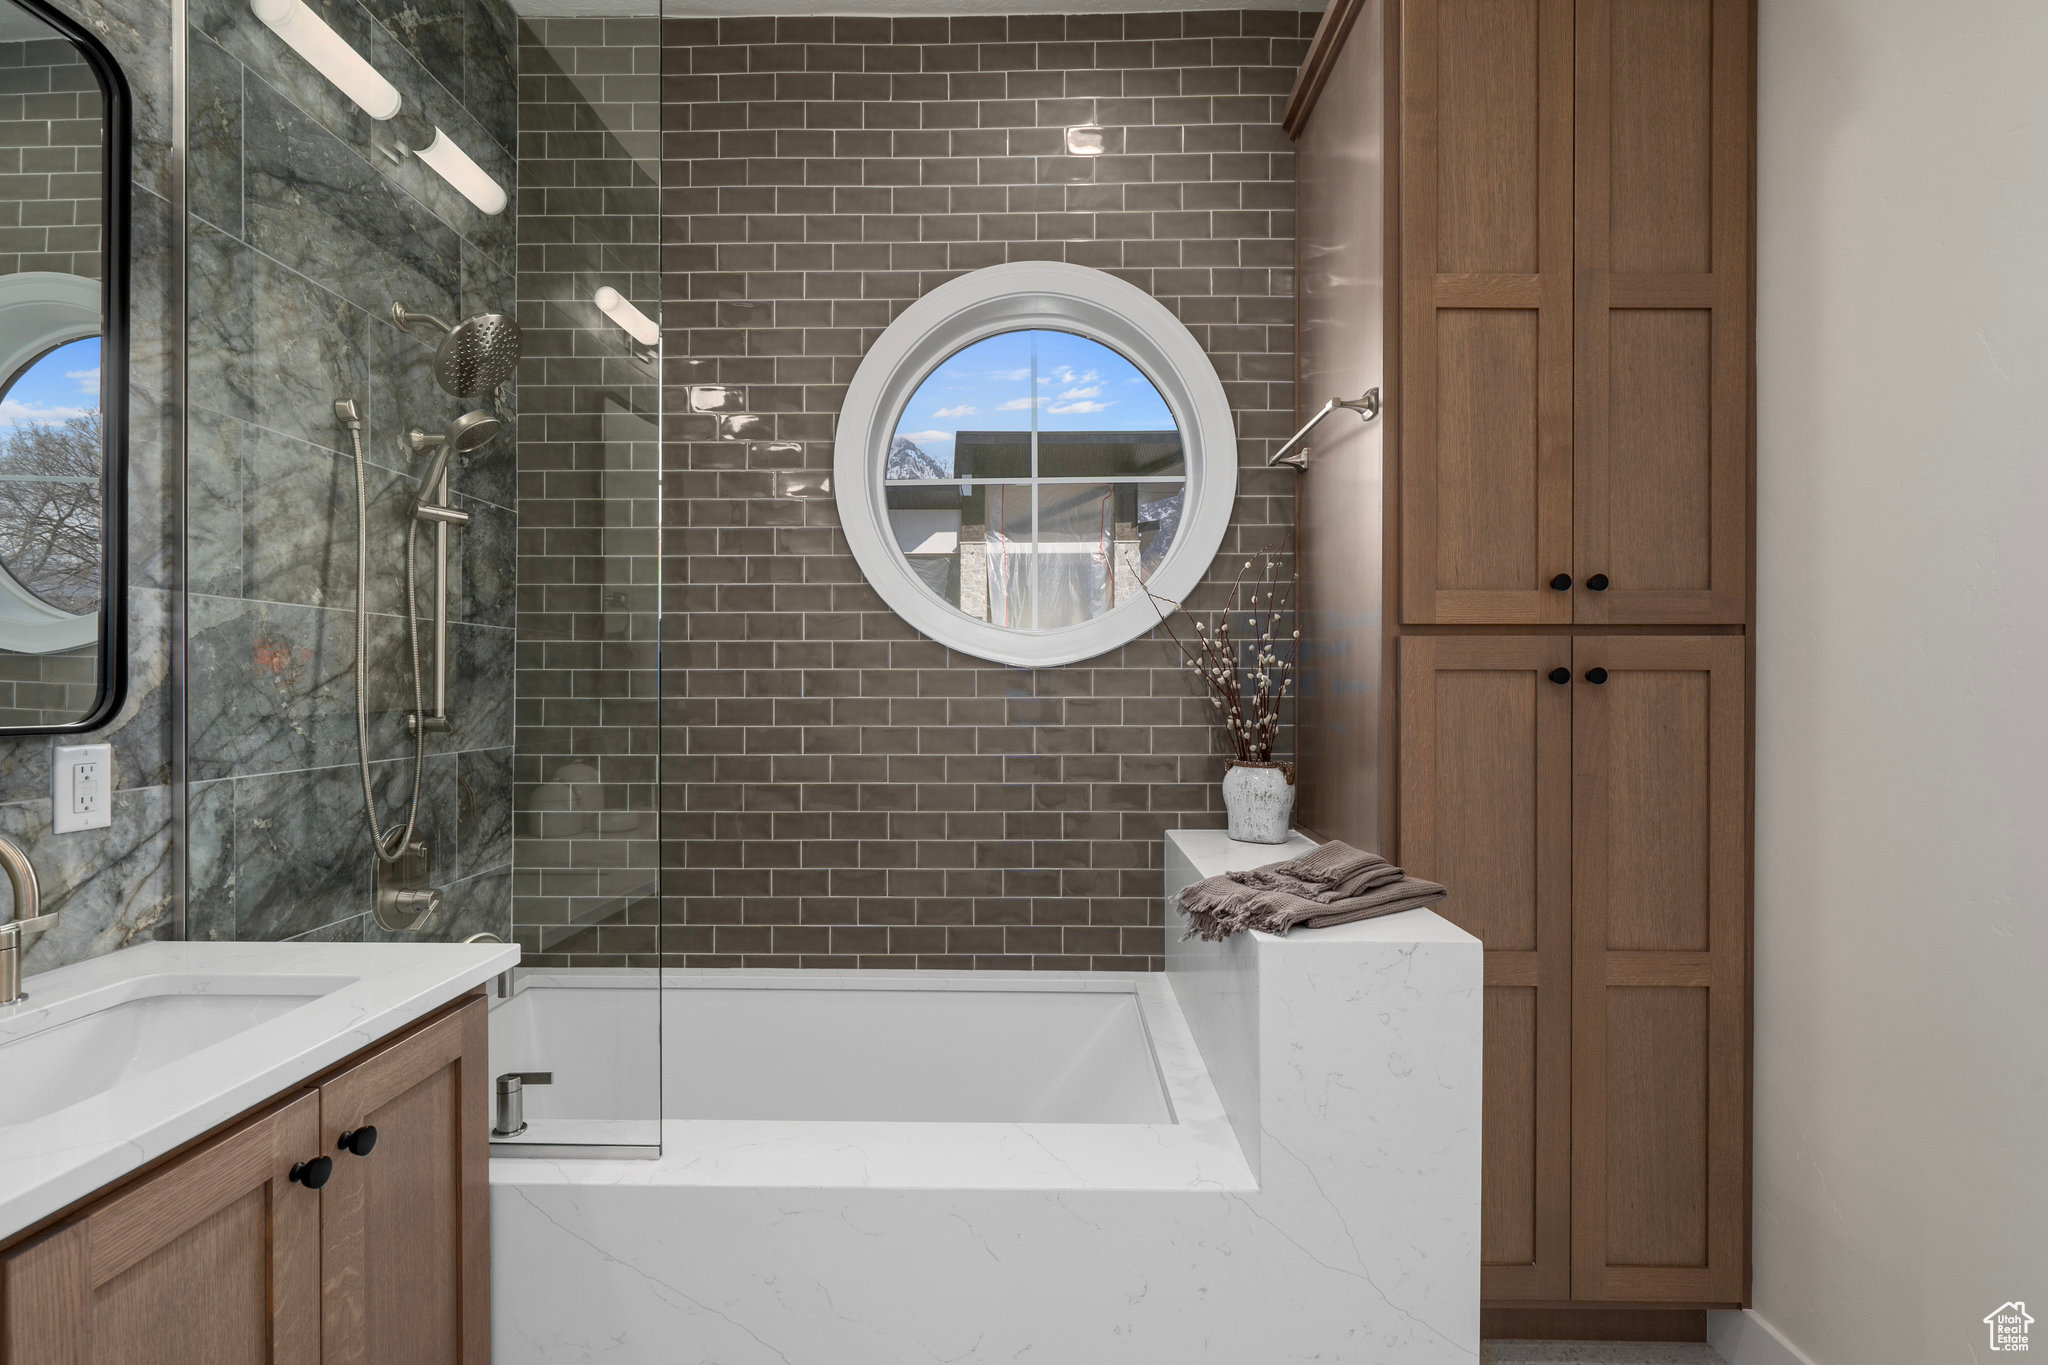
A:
<box><xmin>1482</xmin><ymin>1307</ymin><xmax>1706</xmax><ymax>1342</ymax></box>
<box><xmin>1707</xmin><ymin>1310</ymin><xmax>1822</xmax><ymax>1365</ymax></box>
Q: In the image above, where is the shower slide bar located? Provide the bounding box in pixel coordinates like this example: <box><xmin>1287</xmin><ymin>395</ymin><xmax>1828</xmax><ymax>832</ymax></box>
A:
<box><xmin>402</xmin><ymin>418</ymin><xmax>489</xmax><ymax>736</ymax></box>
<box><xmin>412</xmin><ymin>462</ymin><xmax>458</xmax><ymax>736</ymax></box>
<box><xmin>1266</xmin><ymin>387</ymin><xmax>1381</xmax><ymax>470</ymax></box>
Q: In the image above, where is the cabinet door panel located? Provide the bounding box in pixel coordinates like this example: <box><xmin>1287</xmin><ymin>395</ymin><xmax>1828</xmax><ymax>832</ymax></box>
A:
<box><xmin>1400</xmin><ymin>635</ymin><xmax>1572</xmax><ymax>1300</ymax></box>
<box><xmin>320</xmin><ymin>998</ymin><xmax>490</xmax><ymax>1365</ymax></box>
<box><xmin>1571</xmin><ymin>635</ymin><xmax>1745</xmax><ymax>1302</ymax></box>
<box><xmin>0</xmin><ymin>1092</ymin><xmax>323</xmax><ymax>1365</ymax></box>
<box><xmin>1401</xmin><ymin>0</ymin><xmax>1574</xmax><ymax>624</ymax></box>
<box><xmin>1575</xmin><ymin>0</ymin><xmax>1749</xmax><ymax>623</ymax></box>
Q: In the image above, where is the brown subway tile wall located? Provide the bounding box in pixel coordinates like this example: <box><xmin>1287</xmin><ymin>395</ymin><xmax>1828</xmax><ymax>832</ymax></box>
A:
<box><xmin>657</xmin><ymin>11</ymin><xmax>1309</xmax><ymax>972</ymax></box>
<box><xmin>512</xmin><ymin>17</ymin><xmax>666</xmax><ymax>967</ymax></box>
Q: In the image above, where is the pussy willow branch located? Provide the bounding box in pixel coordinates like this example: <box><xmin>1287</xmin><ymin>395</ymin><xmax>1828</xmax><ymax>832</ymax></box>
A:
<box><xmin>1136</xmin><ymin>548</ymin><xmax>1297</xmax><ymax>765</ymax></box>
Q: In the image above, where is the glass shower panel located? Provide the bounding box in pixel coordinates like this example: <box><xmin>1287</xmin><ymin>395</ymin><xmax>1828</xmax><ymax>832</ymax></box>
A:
<box><xmin>182</xmin><ymin>0</ymin><xmax>664</xmax><ymax>1152</ymax></box>
<box><xmin>491</xmin><ymin>6</ymin><xmax>665</xmax><ymax>1154</ymax></box>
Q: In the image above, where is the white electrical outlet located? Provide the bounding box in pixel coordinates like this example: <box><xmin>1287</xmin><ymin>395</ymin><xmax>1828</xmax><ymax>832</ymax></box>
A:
<box><xmin>53</xmin><ymin>744</ymin><xmax>112</xmax><ymax>833</ymax></box>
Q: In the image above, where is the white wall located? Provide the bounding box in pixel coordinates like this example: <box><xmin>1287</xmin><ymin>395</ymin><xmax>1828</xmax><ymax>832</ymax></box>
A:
<box><xmin>1753</xmin><ymin>1</ymin><xmax>2048</xmax><ymax>1362</ymax></box>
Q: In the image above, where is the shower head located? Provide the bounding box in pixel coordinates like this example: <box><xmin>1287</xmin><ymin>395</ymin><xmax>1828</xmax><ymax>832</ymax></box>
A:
<box><xmin>391</xmin><ymin>301</ymin><xmax>522</xmax><ymax>398</ymax></box>
<box><xmin>406</xmin><ymin>410</ymin><xmax>501</xmax><ymax>521</ymax></box>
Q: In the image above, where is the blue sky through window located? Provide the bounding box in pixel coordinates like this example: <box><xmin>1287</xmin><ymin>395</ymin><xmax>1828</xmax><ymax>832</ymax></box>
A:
<box><xmin>0</xmin><ymin>336</ymin><xmax>101</xmax><ymax>440</ymax></box>
<box><xmin>892</xmin><ymin>329</ymin><xmax>1177</xmax><ymax>475</ymax></box>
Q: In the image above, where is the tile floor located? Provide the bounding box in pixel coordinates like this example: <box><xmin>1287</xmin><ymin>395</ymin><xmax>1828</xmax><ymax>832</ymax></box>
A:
<box><xmin>1484</xmin><ymin>1343</ymin><xmax>1728</xmax><ymax>1365</ymax></box>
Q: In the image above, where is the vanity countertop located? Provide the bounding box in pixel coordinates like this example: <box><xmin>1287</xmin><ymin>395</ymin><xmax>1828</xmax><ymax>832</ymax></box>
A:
<box><xmin>0</xmin><ymin>939</ymin><xmax>517</xmax><ymax>1244</ymax></box>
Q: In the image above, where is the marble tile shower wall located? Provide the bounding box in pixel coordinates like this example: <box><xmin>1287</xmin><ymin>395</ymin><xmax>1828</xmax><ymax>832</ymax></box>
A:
<box><xmin>183</xmin><ymin>0</ymin><xmax>519</xmax><ymax>945</ymax></box>
<box><xmin>510</xmin><ymin>18</ymin><xmax>664</xmax><ymax>967</ymax></box>
<box><xmin>660</xmin><ymin>11</ymin><xmax>1307</xmax><ymax>972</ymax></box>
<box><xmin>7</xmin><ymin>0</ymin><xmax>176</xmax><ymax>976</ymax></box>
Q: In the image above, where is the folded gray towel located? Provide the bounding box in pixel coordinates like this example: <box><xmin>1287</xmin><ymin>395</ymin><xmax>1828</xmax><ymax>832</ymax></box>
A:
<box><xmin>1178</xmin><ymin>839</ymin><xmax>1448</xmax><ymax>942</ymax></box>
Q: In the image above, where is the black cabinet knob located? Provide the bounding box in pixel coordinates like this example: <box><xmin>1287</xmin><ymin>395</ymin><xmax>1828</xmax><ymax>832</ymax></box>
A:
<box><xmin>1584</xmin><ymin>667</ymin><xmax>1609</xmax><ymax>685</ymax></box>
<box><xmin>289</xmin><ymin>1156</ymin><xmax>334</xmax><ymax>1190</ymax></box>
<box><xmin>1547</xmin><ymin>667</ymin><xmax>1570</xmax><ymax>685</ymax></box>
<box><xmin>1586</xmin><ymin>573</ymin><xmax>1610</xmax><ymax>591</ymax></box>
<box><xmin>339</xmin><ymin>1126</ymin><xmax>378</xmax><ymax>1157</ymax></box>
<box><xmin>1549</xmin><ymin>573</ymin><xmax>1572</xmax><ymax>591</ymax></box>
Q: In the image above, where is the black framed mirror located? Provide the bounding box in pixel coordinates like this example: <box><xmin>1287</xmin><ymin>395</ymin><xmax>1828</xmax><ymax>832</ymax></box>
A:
<box><xmin>0</xmin><ymin>0</ymin><xmax>126</xmax><ymax>733</ymax></box>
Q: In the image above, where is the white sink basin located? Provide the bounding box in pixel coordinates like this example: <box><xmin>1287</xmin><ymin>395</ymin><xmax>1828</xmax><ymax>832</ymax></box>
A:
<box><xmin>0</xmin><ymin>978</ymin><xmax>345</xmax><ymax>1128</ymax></box>
<box><xmin>0</xmin><ymin>941</ymin><xmax>518</xmax><ymax>1244</ymax></box>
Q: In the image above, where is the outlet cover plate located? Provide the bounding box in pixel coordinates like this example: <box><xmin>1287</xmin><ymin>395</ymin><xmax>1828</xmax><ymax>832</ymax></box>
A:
<box><xmin>53</xmin><ymin>744</ymin><xmax>112</xmax><ymax>833</ymax></box>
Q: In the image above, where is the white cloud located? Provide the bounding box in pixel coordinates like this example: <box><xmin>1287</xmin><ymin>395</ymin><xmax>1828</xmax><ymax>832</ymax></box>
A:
<box><xmin>932</xmin><ymin>404</ymin><xmax>976</xmax><ymax>418</ymax></box>
<box><xmin>66</xmin><ymin>366</ymin><xmax>100</xmax><ymax>393</ymax></box>
<box><xmin>899</xmin><ymin>430</ymin><xmax>954</xmax><ymax>443</ymax></box>
<box><xmin>1057</xmin><ymin>385</ymin><xmax>1103</xmax><ymax>400</ymax></box>
<box><xmin>999</xmin><ymin>396</ymin><xmax>1046</xmax><ymax>411</ymax></box>
<box><xmin>0</xmin><ymin>399</ymin><xmax>88</xmax><ymax>427</ymax></box>
<box><xmin>1048</xmin><ymin>400</ymin><xmax>1111</xmax><ymax>415</ymax></box>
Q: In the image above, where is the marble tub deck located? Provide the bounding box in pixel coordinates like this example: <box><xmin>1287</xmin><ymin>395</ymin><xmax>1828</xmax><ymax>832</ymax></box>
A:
<box><xmin>489</xmin><ymin>831</ymin><xmax>1483</xmax><ymax>1365</ymax></box>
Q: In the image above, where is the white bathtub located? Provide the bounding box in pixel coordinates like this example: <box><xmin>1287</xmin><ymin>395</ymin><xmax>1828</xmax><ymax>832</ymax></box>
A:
<box><xmin>488</xmin><ymin>970</ymin><xmax>1242</xmax><ymax>1185</ymax></box>
<box><xmin>489</xmin><ymin>839</ymin><xmax>1482</xmax><ymax>1365</ymax></box>
<box><xmin>489</xmin><ymin>970</ymin><xmax>1175</xmax><ymax>1133</ymax></box>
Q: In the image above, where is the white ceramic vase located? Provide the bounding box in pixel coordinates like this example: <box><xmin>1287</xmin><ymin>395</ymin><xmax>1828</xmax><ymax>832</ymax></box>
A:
<box><xmin>1221</xmin><ymin>762</ymin><xmax>1296</xmax><ymax>844</ymax></box>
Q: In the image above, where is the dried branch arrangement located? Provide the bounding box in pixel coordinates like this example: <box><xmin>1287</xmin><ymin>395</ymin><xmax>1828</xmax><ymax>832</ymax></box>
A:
<box><xmin>1140</xmin><ymin>549</ymin><xmax>1297</xmax><ymax>765</ymax></box>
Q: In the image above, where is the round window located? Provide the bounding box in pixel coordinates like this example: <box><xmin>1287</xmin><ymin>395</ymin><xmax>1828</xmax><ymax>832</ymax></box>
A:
<box><xmin>836</xmin><ymin>263</ymin><xmax>1237</xmax><ymax>667</ymax></box>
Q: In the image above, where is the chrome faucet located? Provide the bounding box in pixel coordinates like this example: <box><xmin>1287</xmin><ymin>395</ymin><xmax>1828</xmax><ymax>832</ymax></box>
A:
<box><xmin>0</xmin><ymin>836</ymin><xmax>57</xmax><ymax>1006</ymax></box>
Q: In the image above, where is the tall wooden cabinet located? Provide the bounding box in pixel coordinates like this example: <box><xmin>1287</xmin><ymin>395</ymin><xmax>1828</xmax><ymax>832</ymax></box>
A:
<box><xmin>1402</xmin><ymin>0</ymin><xmax>1750</xmax><ymax>629</ymax></box>
<box><xmin>1399</xmin><ymin>636</ymin><xmax>1748</xmax><ymax>1309</ymax></box>
<box><xmin>1290</xmin><ymin>0</ymin><xmax>1755</xmax><ymax>1330</ymax></box>
<box><xmin>0</xmin><ymin>997</ymin><xmax>491</xmax><ymax>1364</ymax></box>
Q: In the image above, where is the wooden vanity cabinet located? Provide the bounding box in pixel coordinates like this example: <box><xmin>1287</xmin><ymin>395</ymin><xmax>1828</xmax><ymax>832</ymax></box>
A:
<box><xmin>0</xmin><ymin>996</ymin><xmax>490</xmax><ymax>1365</ymax></box>
<box><xmin>0</xmin><ymin>1092</ymin><xmax>323</xmax><ymax>1365</ymax></box>
<box><xmin>319</xmin><ymin>998</ymin><xmax>491</xmax><ymax>1365</ymax></box>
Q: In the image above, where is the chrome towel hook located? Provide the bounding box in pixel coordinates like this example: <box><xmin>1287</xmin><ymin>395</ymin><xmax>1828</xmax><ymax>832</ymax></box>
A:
<box><xmin>1267</xmin><ymin>387</ymin><xmax>1381</xmax><ymax>470</ymax></box>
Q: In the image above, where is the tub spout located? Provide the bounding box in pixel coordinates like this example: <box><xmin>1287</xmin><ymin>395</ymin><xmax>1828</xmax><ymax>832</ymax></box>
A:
<box><xmin>493</xmin><ymin>1071</ymin><xmax>552</xmax><ymax>1138</ymax></box>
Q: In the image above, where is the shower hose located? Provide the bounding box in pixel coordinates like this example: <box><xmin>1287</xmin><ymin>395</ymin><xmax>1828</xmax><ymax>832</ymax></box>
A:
<box><xmin>341</xmin><ymin>407</ymin><xmax>428</xmax><ymax>864</ymax></box>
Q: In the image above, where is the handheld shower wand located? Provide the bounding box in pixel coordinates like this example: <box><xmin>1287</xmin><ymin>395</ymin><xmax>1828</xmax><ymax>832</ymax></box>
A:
<box><xmin>403</xmin><ymin>410</ymin><xmax>500</xmax><ymax>523</ymax></box>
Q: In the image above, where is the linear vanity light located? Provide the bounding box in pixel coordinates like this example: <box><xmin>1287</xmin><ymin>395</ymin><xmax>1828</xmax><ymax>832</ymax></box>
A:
<box><xmin>411</xmin><ymin>125</ymin><xmax>508</xmax><ymax>215</ymax></box>
<box><xmin>249</xmin><ymin>0</ymin><xmax>400</xmax><ymax>119</ymax></box>
<box><xmin>247</xmin><ymin>0</ymin><xmax>507</xmax><ymax>215</ymax></box>
<box><xmin>594</xmin><ymin>287</ymin><xmax>660</xmax><ymax>349</ymax></box>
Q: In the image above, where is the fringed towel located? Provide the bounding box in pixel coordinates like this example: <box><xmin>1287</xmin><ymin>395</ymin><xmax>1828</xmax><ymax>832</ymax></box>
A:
<box><xmin>1177</xmin><ymin>840</ymin><xmax>1448</xmax><ymax>942</ymax></box>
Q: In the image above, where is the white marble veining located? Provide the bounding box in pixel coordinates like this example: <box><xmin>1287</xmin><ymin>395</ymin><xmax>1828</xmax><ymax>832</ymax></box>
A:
<box><xmin>0</xmin><ymin>940</ymin><xmax>517</xmax><ymax>1240</ymax></box>
<box><xmin>490</xmin><ymin>831</ymin><xmax>1481</xmax><ymax>1363</ymax></box>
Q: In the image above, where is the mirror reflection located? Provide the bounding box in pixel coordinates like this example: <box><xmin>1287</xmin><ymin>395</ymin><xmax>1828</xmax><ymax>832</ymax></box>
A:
<box><xmin>0</xmin><ymin>0</ymin><xmax>111</xmax><ymax>728</ymax></box>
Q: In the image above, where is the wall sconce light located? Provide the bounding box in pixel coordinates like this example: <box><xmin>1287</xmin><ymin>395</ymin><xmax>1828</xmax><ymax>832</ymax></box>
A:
<box><xmin>408</xmin><ymin>122</ymin><xmax>508</xmax><ymax>215</ymax></box>
<box><xmin>250</xmin><ymin>0</ymin><xmax>399</xmax><ymax>119</ymax></box>
<box><xmin>1065</xmin><ymin>125</ymin><xmax>1107</xmax><ymax>156</ymax></box>
<box><xmin>595</xmin><ymin>286</ymin><xmax>660</xmax><ymax>359</ymax></box>
<box><xmin>250</xmin><ymin>0</ymin><xmax>507</xmax><ymax>216</ymax></box>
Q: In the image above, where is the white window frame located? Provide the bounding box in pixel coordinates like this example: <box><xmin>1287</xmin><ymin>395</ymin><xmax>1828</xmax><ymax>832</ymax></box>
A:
<box><xmin>834</xmin><ymin>261</ymin><xmax>1238</xmax><ymax>668</ymax></box>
